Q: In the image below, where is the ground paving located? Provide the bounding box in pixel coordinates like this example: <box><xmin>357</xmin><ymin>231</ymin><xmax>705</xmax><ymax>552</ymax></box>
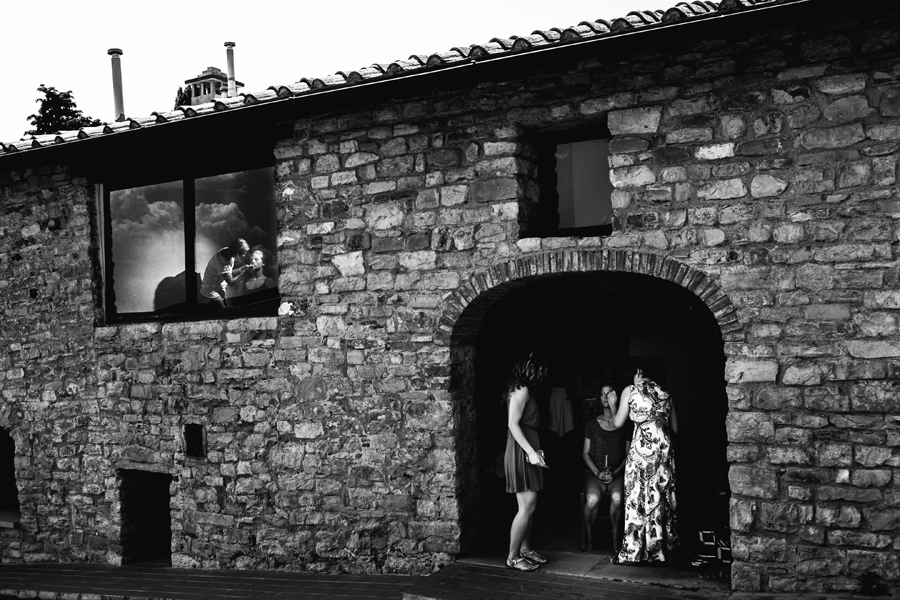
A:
<box><xmin>0</xmin><ymin>559</ymin><xmax>726</xmax><ymax>600</ymax></box>
<box><xmin>0</xmin><ymin>559</ymin><xmax>890</xmax><ymax>600</ymax></box>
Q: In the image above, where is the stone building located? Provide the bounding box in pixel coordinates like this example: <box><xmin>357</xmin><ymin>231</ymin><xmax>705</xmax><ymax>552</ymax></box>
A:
<box><xmin>1</xmin><ymin>0</ymin><xmax>898</xmax><ymax>595</ymax></box>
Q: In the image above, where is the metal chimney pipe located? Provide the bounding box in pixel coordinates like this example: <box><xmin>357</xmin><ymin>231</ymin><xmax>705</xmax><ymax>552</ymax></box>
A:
<box><xmin>224</xmin><ymin>42</ymin><xmax>236</xmax><ymax>98</ymax></box>
<box><xmin>107</xmin><ymin>48</ymin><xmax>125</xmax><ymax>121</ymax></box>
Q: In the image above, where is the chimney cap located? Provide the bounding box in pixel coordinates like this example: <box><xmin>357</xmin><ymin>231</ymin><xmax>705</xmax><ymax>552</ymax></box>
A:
<box><xmin>224</xmin><ymin>41</ymin><xmax>236</xmax><ymax>48</ymax></box>
<box><xmin>108</xmin><ymin>48</ymin><xmax>123</xmax><ymax>56</ymax></box>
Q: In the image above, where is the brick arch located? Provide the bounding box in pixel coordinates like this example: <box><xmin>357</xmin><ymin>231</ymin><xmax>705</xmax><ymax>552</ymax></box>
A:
<box><xmin>437</xmin><ymin>248</ymin><xmax>745</xmax><ymax>346</ymax></box>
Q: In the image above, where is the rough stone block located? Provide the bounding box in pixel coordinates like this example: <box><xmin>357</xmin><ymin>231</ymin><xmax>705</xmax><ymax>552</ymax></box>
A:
<box><xmin>697</xmin><ymin>178</ymin><xmax>747</xmax><ymax>200</ymax></box>
<box><xmin>725</xmin><ymin>359</ymin><xmax>778</xmax><ymax>383</ymax></box>
<box><xmin>608</xmin><ymin>106</ymin><xmax>662</xmax><ymax>135</ymax></box>
<box><xmin>730</xmin><ymin>465</ymin><xmax>779</xmax><ymax>498</ymax></box>
<box><xmin>800</xmin><ymin>124</ymin><xmax>866</xmax><ymax>149</ymax></box>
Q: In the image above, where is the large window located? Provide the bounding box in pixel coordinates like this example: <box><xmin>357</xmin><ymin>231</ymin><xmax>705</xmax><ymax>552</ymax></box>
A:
<box><xmin>535</xmin><ymin>126</ymin><xmax>613</xmax><ymax>237</ymax></box>
<box><xmin>103</xmin><ymin>165</ymin><xmax>279</xmax><ymax>322</ymax></box>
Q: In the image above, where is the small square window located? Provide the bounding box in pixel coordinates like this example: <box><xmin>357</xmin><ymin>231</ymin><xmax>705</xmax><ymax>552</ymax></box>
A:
<box><xmin>103</xmin><ymin>164</ymin><xmax>281</xmax><ymax>322</ymax></box>
<box><xmin>184</xmin><ymin>424</ymin><xmax>205</xmax><ymax>459</ymax></box>
<box><xmin>533</xmin><ymin>125</ymin><xmax>613</xmax><ymax>237</ymax></box>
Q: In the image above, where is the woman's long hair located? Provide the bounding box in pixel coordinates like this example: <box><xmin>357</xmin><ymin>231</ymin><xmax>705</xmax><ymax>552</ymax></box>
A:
<box><xmin>504</xmin><ymin>351</ymin><xmax>548</xmax><ymax>402</ymax></box>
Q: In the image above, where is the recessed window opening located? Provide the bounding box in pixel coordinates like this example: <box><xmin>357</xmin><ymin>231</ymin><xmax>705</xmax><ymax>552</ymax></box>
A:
<box><xmin>119</xmin><ymin>469</ymin><xmax>172</xmax><ymax>564</ymax></box>
<box><xmin>0</xmin><ymin>428</ymin><xmax>20</xmax><ymax>529</ymax></box>
<box><xmin>103</xmin><ymin>164</ymin><xmax>280</xmax><ymax>323</ymax></box>
<box><xmin>556</xmin><ymin>138</ymin><xmax>613</xmax><ymax>232</ymax></box>
<box><xmin>184</xmin><ymin>423</ymin><xmax>205</xmax><ymax>459</ymax></box>
<box><xmin>536</xmin><ymin>124</ymin><xmax>613</xmax><ymax>238</ymax></box>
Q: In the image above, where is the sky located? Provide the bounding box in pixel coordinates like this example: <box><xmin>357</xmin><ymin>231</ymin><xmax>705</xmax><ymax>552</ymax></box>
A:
<box><xmin>1</xmin><ymin>0</ymin><xmax>678</xmax><ymax>143</ymax></box>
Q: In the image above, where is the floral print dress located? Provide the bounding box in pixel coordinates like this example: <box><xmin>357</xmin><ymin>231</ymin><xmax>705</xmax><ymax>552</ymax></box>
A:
<box><xmin>616</xmin><ymin>380</ymin><xmax>678</xmax><ymax>563</ymax></box>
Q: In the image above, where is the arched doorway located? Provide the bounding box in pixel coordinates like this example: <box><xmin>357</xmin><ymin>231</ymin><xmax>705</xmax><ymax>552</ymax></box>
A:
<box><xmin>444</xmin><ymin>250</ymin><xmax>736</xmax><ymax>583</ymax></box>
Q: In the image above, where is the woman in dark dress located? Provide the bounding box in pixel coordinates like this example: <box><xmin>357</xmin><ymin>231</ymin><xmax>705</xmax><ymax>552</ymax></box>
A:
<box><xmin>582</xmin><ymin>383</ymin><xmax>631</xmax><ymax>554</ymax></box>
<box><xmin>503</xmin><ymin>352</ymin><xmax>549</xmax><ymax>571</ymax></box>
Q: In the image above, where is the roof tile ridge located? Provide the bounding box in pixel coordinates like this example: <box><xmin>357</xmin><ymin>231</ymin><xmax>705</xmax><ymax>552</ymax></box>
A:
<box><xmin>343</xmin><ymin>65</ymin><xmax>386</xmax><ymax>84</ymax></box>
<box><xmin>468</xmin><ymin>41</ymin><xmax>508</xmax><ymax>57</ymax></box>
<box><xmin>243</xmin><ymin>89</ymin><xmax>279</xmax><ymax>104</ymax></box>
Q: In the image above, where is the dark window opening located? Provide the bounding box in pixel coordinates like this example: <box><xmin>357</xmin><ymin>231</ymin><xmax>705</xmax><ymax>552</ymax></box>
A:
<box><xmin>0</xmin><ymin>428</ymin><xmax>20</xmax><ymax>529</ymax></box>
<box><xmin>535</xmin><ymin>124</ymin><xmax>614</xmax><ymax>238</ymax></box>
<box><xmin>119</xmin><ymin>470</ymin><xmax>172</xmax><ymax>564</ymax></box>
<box><xmin>184</xmin><ymin>423</ymin><xmax>205</xmax><ymax>459</ymax></box>
<box><xmin>103</xmin><ymin>164</ymin><xmax>280</xmax><ymax>323</ymax></box>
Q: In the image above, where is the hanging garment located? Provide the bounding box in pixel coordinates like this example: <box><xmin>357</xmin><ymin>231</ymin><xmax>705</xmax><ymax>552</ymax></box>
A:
<box><xmin>547</xmin><ymin>386</ymin><xmax>575</xmax><ymax>437</ymax></box>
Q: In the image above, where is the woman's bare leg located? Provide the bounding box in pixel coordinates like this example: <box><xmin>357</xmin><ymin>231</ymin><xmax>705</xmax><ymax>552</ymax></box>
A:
<box><xmin>583</xmin><ymin>477</ymin><xmax>604</xmax><ymax>551</ymax></box>
<box><xmin>508</xmin><ymin>490</ymin><xmax>538</xmax><ymax>562</ymax></box>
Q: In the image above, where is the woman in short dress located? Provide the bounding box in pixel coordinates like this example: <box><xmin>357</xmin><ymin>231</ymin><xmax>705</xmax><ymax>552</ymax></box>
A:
<box><xmin>612</xmin><ymin>368</ymin><xmax>679</xmax><ymax>564</ymax></box>
<box><xmin>503</xmin><ymin>352</ymin><xmax>550</xmax><ymax>571</ymax></box>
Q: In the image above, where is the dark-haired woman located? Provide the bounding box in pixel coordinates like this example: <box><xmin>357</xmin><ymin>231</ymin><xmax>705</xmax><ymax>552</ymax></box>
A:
<box><xmin>199</xmin><ymin>238</ymin><xmax>251</xmax><ymax>308</ymax></box>
<box><xmin>582</xmin><ymin>383</ymin><xmax>631</xmax><ymax>555</ymax></box>
<box><xmin>612</xmin><ymin>368</ymin><xmax>679</xmax><ymax>564</ymax></box>
<box><xmin>503</xmin><ymin>352</ymin><xmax>550</xmax><ymax>571</ymax></box>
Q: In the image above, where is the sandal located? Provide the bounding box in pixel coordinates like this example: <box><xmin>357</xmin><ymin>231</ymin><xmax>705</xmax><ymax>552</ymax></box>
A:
<box><xmin>521</xmin><ymin>550</ymin><xmax>548</xmax><ymax>565</ymax></box>
<box><xmin>506</xmin><ymin>557</ymin><xmax>539</xmax><ymax>571</ymax></box>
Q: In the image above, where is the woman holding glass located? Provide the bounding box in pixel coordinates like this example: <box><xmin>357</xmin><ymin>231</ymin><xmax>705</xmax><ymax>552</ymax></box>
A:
<box><xmin>582</xmin><ymin>382</ymin><xmax>631</xmax><ymax>555</ymax></box>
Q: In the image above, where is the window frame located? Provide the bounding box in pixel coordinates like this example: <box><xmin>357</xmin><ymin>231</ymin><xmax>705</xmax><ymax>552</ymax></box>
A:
<box><xmin>535</xmin><ymin>123</ymin><xmax>614</xmax><ymax>238</ymax></box>
<box><xmin>100</xmin><ymin>154</ymin><xmax>279</xmax><ymax>324</ymax></box>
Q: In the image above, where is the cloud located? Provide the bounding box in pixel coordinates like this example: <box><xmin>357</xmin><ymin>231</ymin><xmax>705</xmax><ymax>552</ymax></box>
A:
<box><xmin>196</xmin><ymin>202</ymin><xmax>267</xmax><ymax>245</ymax></box>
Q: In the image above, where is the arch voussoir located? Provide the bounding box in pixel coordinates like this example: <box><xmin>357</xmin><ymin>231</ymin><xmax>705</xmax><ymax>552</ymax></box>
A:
<box><xmin>441</xmin><ymin>249</ymin><xmax>745</xmax><ymax>346</ymax></box>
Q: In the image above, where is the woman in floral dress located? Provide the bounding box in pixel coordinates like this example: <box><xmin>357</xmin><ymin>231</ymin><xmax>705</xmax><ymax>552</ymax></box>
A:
<box><xmin>611</xmin><ymin>368</ymin><xmax>678</xmax><ymax>563</ymax></box>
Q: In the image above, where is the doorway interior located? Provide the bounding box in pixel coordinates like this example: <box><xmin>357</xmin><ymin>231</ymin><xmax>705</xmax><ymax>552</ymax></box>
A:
<box><xmin>467</xmin><ymin>271</ymin><xmax>731</xmax><ymax>584</ymax></box>
<box><xmin>0</xmin><ymin>428</ymin><xmax>19</xmax><ymax>529</ymax></box>
<box><xmin>119</xmin><ymin>469</ymin><xmax>173</xmax><ymax>564</ymax></box>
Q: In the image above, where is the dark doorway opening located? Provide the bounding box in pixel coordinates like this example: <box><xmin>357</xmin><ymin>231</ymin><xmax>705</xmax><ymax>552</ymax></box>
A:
<box><xmin>472</xmin><ymin>272</ymin><xmax>729</xmax><ymax>576</ymax></box>
<box><xmin>119</xmin><ymin>469</ymin><xmax>172</xmax><ymax>564</ymax></box>
<box><xmin>0</xmin><ymin>428</ymin><xmax>20</xmax><ymax>529</ymax></box>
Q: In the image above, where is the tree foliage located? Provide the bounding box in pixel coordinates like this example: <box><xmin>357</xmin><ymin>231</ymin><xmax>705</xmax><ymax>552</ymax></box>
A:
<box><xmin>174</xmin><ymin>86</ymin><xmax>192</xmax><ymax>109</ymax></box>
<box><xmin>26</xmin><ymin>84</ymin><xmax>102</xmax><ymax>136</ymax></box>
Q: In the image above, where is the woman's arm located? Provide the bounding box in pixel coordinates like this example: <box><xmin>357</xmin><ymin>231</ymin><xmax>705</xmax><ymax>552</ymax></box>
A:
<box><xmin>612</xmin><ymin>386</ymin><xmax>631</xmax><ymax>428</ymax></box>
<box><xmin>507</xmin><ymin>386</ymin><xmax>547</xmax><ymax>468</ymax></box>
<box><xmin>223</xmin><ymin>264</ymin><xmax>249</xmax><ymax>286</ymax></box>
<box><xmin>582</xmin><ymin>436</ymin><xmax>599</xmax><ymax>477</ymax></box>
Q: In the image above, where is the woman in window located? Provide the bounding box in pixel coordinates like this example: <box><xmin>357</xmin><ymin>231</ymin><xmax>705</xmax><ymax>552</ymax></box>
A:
<box><xmin>227</xmin><ymin>246</ymin><xmax>279</xmax><ymax>308</ymax></box>
<box><xmin>199</xmin><ymin>238</ymin><xmax>251</xmax><ymax>308</ymax></box>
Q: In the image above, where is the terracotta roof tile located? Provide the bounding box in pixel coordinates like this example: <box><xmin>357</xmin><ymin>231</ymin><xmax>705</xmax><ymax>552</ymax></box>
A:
<box><xmin>468</xmin><ymin>42</ymin><xmax>507</xmax><ymax>58</ymax></box>
<box><xmin>488</xmin><ymin>37</ymin><xmax>516</xmax><ymax>51</ymax></box>
<box><xmin>0</xmin><ymin>0</ymin><xmax>802</xmax><ymax>159</ymax></box>
<box><xmin>213</xmin><ymin>96</ymin><xmax>246</xmax><ymax>111</ymax></box>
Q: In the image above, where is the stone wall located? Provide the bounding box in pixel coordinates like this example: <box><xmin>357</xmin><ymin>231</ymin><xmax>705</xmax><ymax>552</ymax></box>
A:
<box><xmin>0</xmin><ymin>7</ymin><xmax>898</xmax><ymax>595</ymax></box>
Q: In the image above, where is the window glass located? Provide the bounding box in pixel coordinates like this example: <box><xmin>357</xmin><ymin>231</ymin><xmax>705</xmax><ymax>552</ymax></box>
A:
<box><xmin>555</xmin><ymin>139</ymin><xmax>612</xmax><ymax>231</ymax></box>
<box><xmin>110</xmin><ymin>180</ymin><xmax>185</xmax><ymax>314</ymax></box>
<box><xmin>195</xmin><ymin>168</ymin><xmax>279</xmax><ymax>310</ymax></box>
<box><xmin>106</xmin><ymin>166</ymin><xmax>278</xmax><ymax>321</ymax></box>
